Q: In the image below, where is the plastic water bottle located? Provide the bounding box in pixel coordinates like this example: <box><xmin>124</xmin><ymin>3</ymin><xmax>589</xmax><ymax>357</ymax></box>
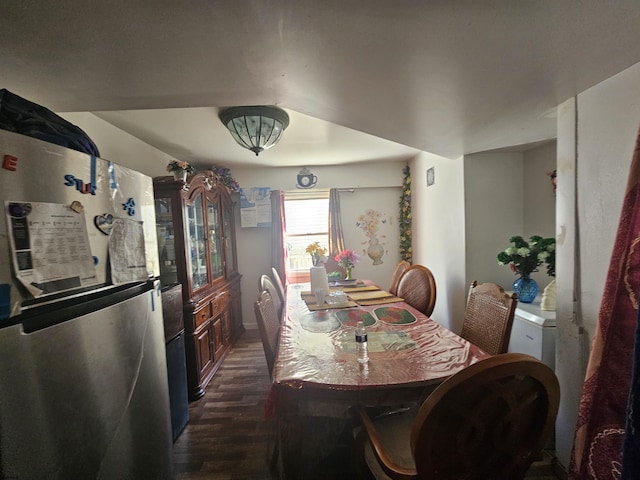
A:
<box><xmin>355</xmin><ymin>321</ymin><xmax>369</xmax><ymax>364</ymax></box>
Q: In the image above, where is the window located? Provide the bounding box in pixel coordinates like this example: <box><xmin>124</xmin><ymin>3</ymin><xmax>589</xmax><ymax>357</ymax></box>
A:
<box><xmin>284</xmin><ymin>193</ymin><xmax>329</xmax><ymax>275</ymax></box>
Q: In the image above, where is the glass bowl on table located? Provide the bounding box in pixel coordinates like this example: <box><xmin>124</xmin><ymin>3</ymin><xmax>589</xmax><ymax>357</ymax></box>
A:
<box><xmin>326</xmin><ymin>290</ymin><xmax>348</xmax><ymax>307</ymax></box>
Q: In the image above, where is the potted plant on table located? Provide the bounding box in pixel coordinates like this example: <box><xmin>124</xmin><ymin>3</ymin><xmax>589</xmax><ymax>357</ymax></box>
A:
<box><xmin>306</xmin><ymin>242</ymin><xmax>328</xmax><ymax>267</ymax></box>
<box><xmin>335</xmin><ymin>249</ymin><xmax>360</xmax><ymax>280</ymax></box>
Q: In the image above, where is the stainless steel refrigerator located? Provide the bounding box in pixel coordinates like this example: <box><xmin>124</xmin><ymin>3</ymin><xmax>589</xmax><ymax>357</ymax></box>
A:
<box><xmin>0</xmin><ymin>129</ymin><xmax>173</xmax><ymax>479</ymax></box>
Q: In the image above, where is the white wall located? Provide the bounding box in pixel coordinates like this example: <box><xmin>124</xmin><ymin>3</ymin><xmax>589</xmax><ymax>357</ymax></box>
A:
<box><xmin>463</xmin><ymin>146</ymin><xmax>557</xmax><ymax>293</ymax></box>
<box><xmin>523</xmin><ymin>142</ymin><xmax>557</xmax><ymax>241</ymax></box>
<box><xmin>553</xmin><ymin>60</ymin><xmax>640</xmax><ymax>468</ymax></box>
<box><xmin>59</xmin><ymin>112</ymin><xmax>177</xmax><ymax>177</ymax></box>
<box><xmin>410</xmin><ymin>151</ymin><xmax>466</xmax><ymax>332</ymax></box>
<box><xmin>464</xmin><ymin>152</ymin><xmax>525</xmax><ymax>292</ymax></box>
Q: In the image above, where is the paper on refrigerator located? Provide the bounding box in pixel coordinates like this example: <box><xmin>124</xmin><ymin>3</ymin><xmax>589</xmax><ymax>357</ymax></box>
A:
<box><xmin>5</xmin><ymin>201</ymin><xmax>97</xmax><ymax>297</ymax></box>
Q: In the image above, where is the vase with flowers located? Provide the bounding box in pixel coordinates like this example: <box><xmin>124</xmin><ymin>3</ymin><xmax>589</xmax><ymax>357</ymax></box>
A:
<box><xmin>497</xmin><ymin>235</ymin><xmax>555</xmax><ymax>303</ymax></box>
<box><xmin>335</xmin><ymin>249</ymin><xmax>360</xmax><ymax>280</ymax></box>
<box><xmin>306</xmin><ymin>242</ymin><xmax>328</xmax><ymax>267</ymax></box>
<box><xmin>167</xmin><ymin>160</ymin><xmax>195</xmax><ymax>182</ymax></box>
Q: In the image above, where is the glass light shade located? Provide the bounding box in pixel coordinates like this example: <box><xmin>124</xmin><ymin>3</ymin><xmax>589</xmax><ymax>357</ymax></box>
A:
<box><xmin>219</xmin><ymin>106</ymin><xmax>290</xmax><ymax>156</ymax></box>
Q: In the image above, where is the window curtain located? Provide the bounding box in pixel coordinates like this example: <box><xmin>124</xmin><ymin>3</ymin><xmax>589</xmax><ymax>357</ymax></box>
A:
<box><xmin>328</xmin><ymin>188</ymin><xmax>345</xmax><ymax>258</ymax></box>
<box><xmin>270</xmin><ymin>190</ymin><xmax>287</xmax><ymax>284</ymax></box>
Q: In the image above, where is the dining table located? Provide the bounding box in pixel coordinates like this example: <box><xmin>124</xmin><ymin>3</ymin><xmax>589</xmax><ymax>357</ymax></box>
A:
<box><xmin>266</xmin><ymin>280</ymin><xmax>490</xmax><ymax>479</ymax></box>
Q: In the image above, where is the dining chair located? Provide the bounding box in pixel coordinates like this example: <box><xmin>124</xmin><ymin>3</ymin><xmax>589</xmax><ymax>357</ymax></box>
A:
<box><xmin>271</xmin><ymin>266</ymin><xmax>286</xmax><ymax>304</ymax></box>
<box><xmin>254</xmin><ymin>290</ymin><xmax>281</xmax><ymax>379</ymax></box>
<box><xmin>395</xmin><ymin>264</ymin><xmax>437</xmax><ymax>317</ymax></box>
<box><xmin>259</xmin><ymin>274</ymin><xmax>283</xmax><ymax>321</ymax></box>
<box><xmin>352</xmin><ymin>353</ymin><xmax>560</xmax><ymax>480</ymax></box>
<box><xmin>388</xmin><ymin>260</ymin><xmax>410</xmax><ymax>296</ymax></box>
<box><xmin>460</xmin><ymin>280</ymin><xmax>518</xmax><ymax>355</ymax></box>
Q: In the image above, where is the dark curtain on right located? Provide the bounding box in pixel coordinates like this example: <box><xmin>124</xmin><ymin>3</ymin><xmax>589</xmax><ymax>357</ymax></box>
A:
<box><xmin>569</xmin><ymin>125</ymin><xmax>640</xmax><ymax>479</ymax></box>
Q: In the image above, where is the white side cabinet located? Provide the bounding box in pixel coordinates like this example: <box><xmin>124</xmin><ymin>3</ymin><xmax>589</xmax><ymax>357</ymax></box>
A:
<box><xmin>507</xmin><ymin>296</ymin><xmax>556</xmax><ymax>370</ymax></box>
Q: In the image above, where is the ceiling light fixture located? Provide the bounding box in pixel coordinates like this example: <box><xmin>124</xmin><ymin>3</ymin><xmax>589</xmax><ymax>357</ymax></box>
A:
<box><xmin>218</xmin><ymin>105</ymin><xmax>290</xmax><ymax>156</ymax></box>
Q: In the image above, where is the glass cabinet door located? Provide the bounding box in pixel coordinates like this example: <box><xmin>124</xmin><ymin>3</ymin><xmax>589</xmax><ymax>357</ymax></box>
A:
<box><xmin>222</xmin><ymin>201</ymin><xmax>236</xmax><ymax>275</ymax></box>
<box><xmin>207</xmin><ymin>197</ymin><xmax>223</xmax><ymax>280</ymax></box>
<box><xmin>155</xmin><ymin>196</ymin><xmax>178</xmax><ymax>287</ymax></box>
<box><xmin>187</xmin><ymin>193</ymin><xmax>208</xmax><ymax>290</ymax></box>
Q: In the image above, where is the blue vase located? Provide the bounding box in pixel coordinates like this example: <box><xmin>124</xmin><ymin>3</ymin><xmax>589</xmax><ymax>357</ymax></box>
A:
<box><xmin>513</xmin><ymin>276</ymin><xmax>539</xmax><ymax>303</ymax></box>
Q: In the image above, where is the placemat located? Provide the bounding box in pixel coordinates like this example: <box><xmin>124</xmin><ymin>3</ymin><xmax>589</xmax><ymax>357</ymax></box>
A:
<box><xmin>299</xmin><ymin>311</ymin><xmax>342</xmax><ymax>332</ymax></box>
<box><xmin>335</xmin><ymin>309</ymin><xmax>376</xmax><ymax>327</ymax></box>
<box><xmin>331</xmin><ymin>279</ymin><xmax>363</xmax><ymax>287</ymax></box>
<box><xmin>373</xmin><ymin>306</ymin><xmax>417</xmax><ymax>324</ymax></box>
<box><xmin>339</xmin><ymin>285</ymin><xmax>380</xmax><ymax>293</ymax></box>
<box><xmin>302</xmin><ymin>285</ymin><xmax>379</xmax><ymax>296</ymax></box>
<box><xmin>356</xmin><ymin>296</ymin><xmax>404</xmax><ymax>306</ymax></box>
<box><xmin>347</xmin><ymin>290</ymin><xmax>394</xmax><ymax>301</ymax></box>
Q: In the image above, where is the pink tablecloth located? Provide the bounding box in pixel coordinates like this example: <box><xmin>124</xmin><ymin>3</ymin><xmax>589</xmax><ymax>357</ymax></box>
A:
<box><xmin>267</xmin><ymin>282</ymin><xmax>490</xmax><ymax>479</ymax></box>
<box><xmin>268</xmin><ymin>282</ymin><xmax>489</xmax><ymax>414</ymax></box>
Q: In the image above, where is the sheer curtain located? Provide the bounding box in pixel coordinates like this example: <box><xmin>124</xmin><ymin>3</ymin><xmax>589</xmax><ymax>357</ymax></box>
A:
<box><xmin>270</xmin><ymin>190</ymin><xmax>287</xmax><ymax>284</ymax></box>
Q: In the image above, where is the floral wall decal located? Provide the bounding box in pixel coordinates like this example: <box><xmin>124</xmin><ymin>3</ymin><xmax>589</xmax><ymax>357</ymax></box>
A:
<box><xmin>356</xmin><ymin>209</ymin><xmax>389</xmax><ymax>265</ymax></box>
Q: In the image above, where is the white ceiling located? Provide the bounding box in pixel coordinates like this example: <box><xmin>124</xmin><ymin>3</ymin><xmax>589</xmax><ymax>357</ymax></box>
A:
<box><xmin>2</xmin><ymin>1</ymin><xmax>640</xmax><ymax>168</ymax></box>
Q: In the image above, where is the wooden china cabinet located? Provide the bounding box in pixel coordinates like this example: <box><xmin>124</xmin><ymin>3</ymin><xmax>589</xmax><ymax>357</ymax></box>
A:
<box><xmin>154</xmin><ymin>171</ymin><xmax>244</xmax><ymax>400</ymax></box>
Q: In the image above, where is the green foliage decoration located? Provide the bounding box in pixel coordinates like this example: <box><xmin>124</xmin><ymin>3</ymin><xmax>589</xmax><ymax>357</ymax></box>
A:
<box><xmin>399</xmin><ymin>165</ymin><xmax>412</xmax><ymax>263</ymax></box>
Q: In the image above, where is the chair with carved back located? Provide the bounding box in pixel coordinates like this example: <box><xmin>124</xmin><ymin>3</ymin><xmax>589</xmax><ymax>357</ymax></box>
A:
<box><xmin>395</xmin><ymin>264</ymin><xmax>437</xmax><ymax>317</ymax></box>
<box><xmin>388</xmin><ymin>260</ymin><xmax>410</xmax><ymax>296</ymax></box>
<box><xmin>253</xmin><ymin>290</ymin><xmax>281</xmax><ymax>379</ymax></box>
<box><xmin>352</xmin><ymin>353</ymin><xmax>560</xmax><ymax>479</ymax></box>
<box><xmin>259</xmin><ymin>274</ymin><xmax>283</xmax><ymax>321</ymax></box>
<box><xmin>460</xmin><ymin>280</ymin><xmax>518</xmax><ymax>355</ymax></box>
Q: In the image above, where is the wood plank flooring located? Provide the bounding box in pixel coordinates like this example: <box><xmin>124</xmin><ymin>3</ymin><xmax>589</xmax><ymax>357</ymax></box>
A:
<box><xmin>172</xmin><ymin>328</ymin><xmax>563</xmax><ymax>479</ymax></box>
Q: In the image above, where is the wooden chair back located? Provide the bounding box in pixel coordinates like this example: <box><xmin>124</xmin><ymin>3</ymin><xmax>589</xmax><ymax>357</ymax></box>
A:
<box><xmin>271</xmin><ymin>266</ymin><xmax>286</xmax><ymax>304</ymax></box>
<box><xmin>411</xmin><ymin>353</ymin><xmax>559</xmax><ymax>478</ymax></box>
<box><xmin>388</xmin><ymin>260</ymin><xmax>410</xmax><ymax>295</ymax></box>
<box><xmin>395</xmin><ymin>264</ymin><xmax>437</xmax><ymax>317</ymax></box>
<box><xmin>259</xmin><ymin>274</ymin><xmax>283</xmax><ymax>321</ymax></box>
<box><xmin>355</xmin><ymin>353</ymin><xmax>560</xmax><ymax>479</ymax></box>
<box><xmin>254</xmin><ymin>290</ymin><xmax>280</xmax><ymax>378</ymax></box>
<box><xmin>460</xmin><ymin>281</ymin><xmax>518</xmax><ymax>355</ymax></box>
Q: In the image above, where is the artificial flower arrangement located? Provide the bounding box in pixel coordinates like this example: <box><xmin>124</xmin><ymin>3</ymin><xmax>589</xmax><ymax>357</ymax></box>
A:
<box><xmin>211</xmin><ymin>165</ymin><xmax>240</xmax><ymax>192</ymax></box>
<box><xmin>547</xmin><ymin>169</ymin><xmax>557</xmax><ymax>195</ymax></box>
<box><xmin>497</xmin><ymin>235</ymin><xmax>556</xmax><ymax>278</ymax></box>
<box><xmin>399</xmin><ymin>165</ymin><xmax>412</xmax><ymax>263</ymax></box>
<box><xmin>166</xmin><ymin>160</ymin><xmax>195</xmax><ymax>174</ymax></box>
<box><xmin>335</xmin><ymin>249</ymin><xmax>360</xmax><ymax>279</ymax></box>
<box><xmin>306</xmin><ymin>242</ymin><xmax>328</xmax><ymax>267</ymax></box>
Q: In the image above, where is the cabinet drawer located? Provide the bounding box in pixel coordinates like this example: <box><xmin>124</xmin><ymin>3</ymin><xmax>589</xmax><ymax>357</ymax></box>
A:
<box><xmin>194</xmin><ymin>303</ymin><xmax>212</xmax><ymax>329</ymax></box>
<box><xmin>211</xmin><ymin>292</ymin><xmax>229</xmax><ymax>318</ymax></box>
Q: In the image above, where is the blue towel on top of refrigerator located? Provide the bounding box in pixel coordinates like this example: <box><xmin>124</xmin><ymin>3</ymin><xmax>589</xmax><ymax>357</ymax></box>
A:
<box><xmin>0</xmin><ymin>88</ymin><xmax>100</xmax><ymax>157</ymax></box>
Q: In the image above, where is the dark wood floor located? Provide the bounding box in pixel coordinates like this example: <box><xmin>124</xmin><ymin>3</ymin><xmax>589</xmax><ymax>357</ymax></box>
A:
<box><xmin>172</xmin><ymin>328</ymin><xmax>563</xmax><ymax>480</ymax></box>
<box><xmin>173</xmin><ymin>328</ymin><xmax>275</xmax><ymax>480</ymax></box>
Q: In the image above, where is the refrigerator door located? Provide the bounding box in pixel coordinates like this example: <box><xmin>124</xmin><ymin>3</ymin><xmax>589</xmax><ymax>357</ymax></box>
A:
<box><xmin>0</xmin><ymin>129</ymin><xmax>159</xmax><ymax>319</ymax></box>
<box><xmin>0</xmin><ymin>280</ymin><xmax>173</xmax><ymax>479</ymax></box>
